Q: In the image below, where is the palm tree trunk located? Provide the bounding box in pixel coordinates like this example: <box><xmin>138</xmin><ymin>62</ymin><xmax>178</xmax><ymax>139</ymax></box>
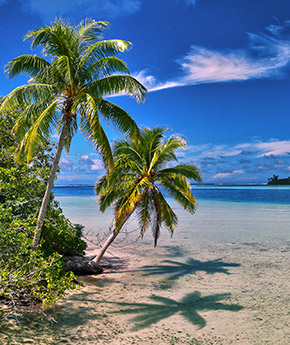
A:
<box><xmin>92</xmin><ymin>229</ymin><xmax>118</xmax><ymax>265</ymax></box>
<box><xmin>32</xmin><ymin>120</ymin><xmax>69</xmax><ymax>250</ymax></box>
<box><xmin>91</xmin><ymin>191</ymin><xmax>147</xmax><ymax>265</ymax></box>
<box><xmin>91</xmin><ymin>211</ymin><xmax>133</xmax><ymax>265</ymax></box>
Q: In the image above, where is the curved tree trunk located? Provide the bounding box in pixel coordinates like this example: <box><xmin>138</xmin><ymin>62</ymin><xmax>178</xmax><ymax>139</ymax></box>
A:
<box><xmin>91</xmin><ymin>210</ymin><xmax>135</xmax><ymax>265</ymax></box>
<box><xmin>92</xmin><ymin>190</ymin><xmax>148</xmax><ymax>266</ymax></box>
<box><xmin>91</xmin><ymin>229</ymin><xmax>119</xmax><ymax>265</ymax></box>
<box><xmin>91</xmin><ymin>197</ymin><xmax>145</xmax><ymax>265</ymax></box>
<box><xmin>32</xmin><ymin>120</ymin><xmax>69</xmax><ymax>250</ymax></box>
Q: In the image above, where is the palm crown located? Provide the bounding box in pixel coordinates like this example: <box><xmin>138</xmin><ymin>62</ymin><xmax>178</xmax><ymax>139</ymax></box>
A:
<box><xmin>1</xmin><ymin>19</ymin><xmax>146</xmax><ymax>166</ymax></box>
<box><xmin>96</xmin><ymin>127</ymin><xmax>202</xmax><ymax>247</ymax></box>
<box><xmin>0</xmin><ymin>19</ymin><xmax>146</xmax><ymax>248</ymax></box>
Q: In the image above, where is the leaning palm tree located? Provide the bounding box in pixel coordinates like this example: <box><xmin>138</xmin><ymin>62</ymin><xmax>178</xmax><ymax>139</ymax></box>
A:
<box><xmin>0</xmin><ymin>19</ymin><xmax>146</xmax><ymax>249</ymax></box>
<box><xmin>92</xmin><ymin>127</ymin><xmax>202</xmax><ymax>265</ymax></box>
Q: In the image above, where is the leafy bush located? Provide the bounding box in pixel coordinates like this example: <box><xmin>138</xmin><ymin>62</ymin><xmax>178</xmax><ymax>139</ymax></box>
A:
<box><xmin>0</xmin><ymin>223</ymin><xmax>77</xmax><ymax>306</ymax></box>
<box><xmin>0</xmin><ymin>107</ymin><xmax>86</xmax><ymax>309</ymax></box>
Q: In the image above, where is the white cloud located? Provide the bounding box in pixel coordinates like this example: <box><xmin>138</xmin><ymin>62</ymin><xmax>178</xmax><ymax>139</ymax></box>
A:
<box><xmin>185</xmin><ymin>140</ymin><xmax>290</xmax><ymax>161</ymax></box>
<box><xmin>59</xmin><ymin>157</ymin><xmax>73</xmax><ymax>171</ymax></box>
<box><xmin>212</xmin><ymin>170</ymin><xmax>245</xmax><ymax>180</ymax></box>
<box><xmin>79</xmin><ymin>154</ymin><xmax>104</xmax><ymax>170</ymax></box>
<box><xmin>135</xmin><ymin>29</ymin><xmax>290</xmax><ymax>92</ymax></box>
<box><xmin>90</xmin><ymin>159</ymin><xmax>103</xmax><ymax>170</ymax></box>
<box><xmin>60</xmin><ymin>158</ymin><xmax>71</xmax><ymax>164</ymax></box>
<box><xmin>255</xmin><ymin>140</ymin><xmax>290</xmax><ymax>157</ymax></box>
<box><xmin>178</xmin><ymin>34</ymin><xmax>290</xmax><ymax>84</ymax></box>
<box><xmin>133</xmin><ymin>70</ymin><xmax>181</xmax><ymax>92</ymax></box>
<box><xmin>186</xmin><ymin>143</ymin><xmax>242</xmax><ymax>160</ymax></box>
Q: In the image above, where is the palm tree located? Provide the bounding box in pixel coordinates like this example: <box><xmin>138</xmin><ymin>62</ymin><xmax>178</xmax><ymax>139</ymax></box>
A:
<box><xmin>92</xmin><ymin>127</ymin><xmax>202</xmax><ymax>265</ymax></box>
<box><xmin>0</xmin><ymin>19</ymin><xmax>146</xmax><ymax>249</ymax></box>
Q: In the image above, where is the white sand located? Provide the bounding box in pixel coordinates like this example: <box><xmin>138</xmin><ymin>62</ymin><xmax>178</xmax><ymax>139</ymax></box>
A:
<box><xmin>1</xmin><ymin>237</ymin><xmax>289</xmax><ymax>345</ymax></box>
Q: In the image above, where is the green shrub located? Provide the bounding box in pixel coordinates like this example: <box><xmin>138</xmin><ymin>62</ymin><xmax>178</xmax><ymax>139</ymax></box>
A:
<box><xmin>0</xmin><ymin>106</ymin><xmax>86</xmax><ymax>310</ymax></box>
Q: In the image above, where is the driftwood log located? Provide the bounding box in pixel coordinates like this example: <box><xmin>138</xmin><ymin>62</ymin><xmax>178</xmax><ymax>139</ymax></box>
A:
<box><xmin>63</xmin><ymin>256</ymin><xmax>103</xmax><ymax>275</ymax></box>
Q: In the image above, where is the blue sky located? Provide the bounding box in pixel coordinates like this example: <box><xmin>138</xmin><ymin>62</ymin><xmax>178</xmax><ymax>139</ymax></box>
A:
<box><xmin>1</xmin><ymin>0</ymin><xmax>290</xmax><ymax>184</ymax></box>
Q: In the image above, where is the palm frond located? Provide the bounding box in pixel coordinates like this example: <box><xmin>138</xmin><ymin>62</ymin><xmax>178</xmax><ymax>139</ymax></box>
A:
<box><xmin>153</xmin><ymin>134</ymin><xmax>186</xmax><ymax>170</ymax></box>
<box><xmin>113</xmin><ymin>140</ymin><xmax>144</xmax><ymax>168</ymax></box>
<box><xmin>136</xmin><ymin>188</ymin><xmax>152</xmax><ymax>236</ymax></box>
<box><xmin>83</xmin><ymin>75</ymin><xmax>147</xmax><ymax>103</ymax></box>
<box><xmin>80</xmin><ymin>56</ymin><xmax>129</xmax><ymax>83</ymax></box>
<box><xmin>12</xmin><ymin>99</ymin><xmax>55</xmax><ymax>139</ymax></box>
<box><xmin>28</xmin><ymin>62</ymin><xmax>65</xmax><ymax>88</ymax></box>
<box><xmin>0</xmin><ymin>84</ymin><xmax>57</xmax><ymax>112</ymax></box>
<box><xmin>142</xmin><ymin>127</ymin><xmax>167</xmax><ymax>167</ymax></box>
<box><xmin>78</xmin><ymin>20</ymin><xmax>109</xmax><ymax>47</ymax></box>
<box><xmin>79</xmin><ymin>39</ymin><xmax>132</xmax><ymax>70</ymax></box>
<box><xmin>25</xmin><ymin>20</ymin><xmax>78</xmax><ymax>60</ymax></box>
<box><xmin>97</xmin><ymin>99</ymin><xmax>140</xmax><ymax>138</ymax></box>
<box><xmin>5</xmin><ymin>55</ymin><xmax>50</xmax><ymax>79</ymax></box>
<box><xmin>19</xmin><ymin>100</ymin><xmax>59</xmax><ymax>162</ymax></box>
<box><xmin>157</xmin><ymin>164</ymin><xmax>202</xmax><ymax>183</ymax></box>
<box><xmin>160</xmin><ymin>177</ymin><xmax>198</xmax><ymax>214</ymax></box>
<box><xmin>53</xmin><ymin>55</ymin><xmax>75</xmax><ymax>86</ymax></box>
<box><xmin>79</xmin><ymin>94</ymin><xmax>113</xmax><ymax>168</ymax></box>
<box><xmin>154</xmin><ymin>189</ymin><xmax>178</xmax><ymax>234</ymax></box>
<box><xmin>115</xmin><ymin>177</ymin><xmax>150</xmax><ymax>231</ymax></box>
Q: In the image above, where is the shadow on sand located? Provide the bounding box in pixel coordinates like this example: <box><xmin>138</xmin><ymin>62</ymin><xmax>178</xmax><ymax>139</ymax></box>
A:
<box><xmin>0</xmin><ymin>279</ymin><xmax>243</xmax><ymax>342</ymax></box>
<box><xmin>102</xmin><ymin>291</ymin><xmax>243</xmax><ymax>330</ymax></box>
<box><xmin>135</xmin><ymin>258</ymin><xmax>240</xmax><ymax>289</ymax></box>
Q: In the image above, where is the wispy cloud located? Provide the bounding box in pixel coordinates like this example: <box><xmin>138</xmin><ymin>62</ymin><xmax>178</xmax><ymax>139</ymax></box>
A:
<box><xmin>254</xmin><ymin>141</ymin><xmax>290</xmax><ymax>157</ymax></box>
<box><xmin>136</xmin><ymin>26</ymin><xmax>290</xmax><ymax>92</ymax></box>
<box><xmin>186</xmin><ymin>139</ymin><xmax>290</xmax><ymax>160</ymax></box>
<box><xmin>132</xmin><ymin>70</ymin><xmax>181</xmax><ymax>92</ymax></box>
<box><xmin>59</xmin><ymin>157</ymin><xmax>73</xmax><ymax>171</ymax></box>
<box><xmin>179</xmin><ymin>34</ymin><xmax>290</xmax><ymax>83</ymax></box>
<box><xmin>57</xmin><ymin>138</ymin><xmax>290</xmax><ymax>184</ymax></box>
<box><xmin>212</xmin><ymin>170</ymin><xmax>245</xmax><ymax>180</ymax></box>
<box><xmin>80</xmin><ymin>154</ymin><xmax>104</xmax><ymax>171</ymax></box>
<box><xmin>176</xmin><ymin>138</ymin><xmax>290</xmax><ymax>182</ymax></box>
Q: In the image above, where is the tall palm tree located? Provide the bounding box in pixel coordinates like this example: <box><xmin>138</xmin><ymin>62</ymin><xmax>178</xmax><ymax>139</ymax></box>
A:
<box><xmin>0</xmin><ymin>19</ymin><xmax>146</xmax><ymax>249</ymax></box>
<box><xmin>92</xmin><ymin>127</ymin><xmax>202</xmax><ymax>265</ymax></box>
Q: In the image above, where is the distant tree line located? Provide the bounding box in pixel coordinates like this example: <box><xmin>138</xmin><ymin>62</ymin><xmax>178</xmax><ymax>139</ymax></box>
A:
<box><xmin>268</xmin><ymin>175</ymin><xmax>290</xmax><ymax>185</ymax></box>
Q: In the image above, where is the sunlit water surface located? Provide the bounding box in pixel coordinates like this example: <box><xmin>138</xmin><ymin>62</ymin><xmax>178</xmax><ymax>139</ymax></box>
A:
<box><xmin>54</xmin><ymin>185</ymin><xmax>290</xmax><ymax>246</ymax></box>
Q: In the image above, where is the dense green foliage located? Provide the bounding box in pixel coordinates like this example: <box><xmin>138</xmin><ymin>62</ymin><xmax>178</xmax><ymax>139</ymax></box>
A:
<box><xmin>268</xmin><ymin>175</ymin><xmax>290</xmax><ymax>185</ymax></box>
<box><xmin>0</xmin><ymin>108</ymin><xmax>86</xmax><ymax>308</ymax></box>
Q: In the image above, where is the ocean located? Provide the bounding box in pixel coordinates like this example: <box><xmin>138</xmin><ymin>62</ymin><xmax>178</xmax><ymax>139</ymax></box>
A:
<box><xmin>54</xmin><ymin>185</ymin><xmax>290</xmax><ymax>246</ymax></box>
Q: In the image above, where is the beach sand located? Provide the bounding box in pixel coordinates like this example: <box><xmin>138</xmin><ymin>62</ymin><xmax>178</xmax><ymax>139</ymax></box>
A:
<box><xmin>1</xmin><ymin>235</ymin><xmax>289</xmax><ymax>345</ymax></box>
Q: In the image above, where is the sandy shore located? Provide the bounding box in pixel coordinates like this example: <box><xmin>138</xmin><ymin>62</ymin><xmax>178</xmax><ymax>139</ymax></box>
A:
<box><xmin>1</xmin><ymin>235</ymin><xmax>289</xmax><ymax>345</ymax></box>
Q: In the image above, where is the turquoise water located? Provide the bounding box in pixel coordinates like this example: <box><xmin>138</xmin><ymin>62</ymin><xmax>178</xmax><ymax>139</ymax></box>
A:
<box><xmin>53</xmin><ymin>185</ymin><xmax>290</xmax><ymax>245</ymax></box>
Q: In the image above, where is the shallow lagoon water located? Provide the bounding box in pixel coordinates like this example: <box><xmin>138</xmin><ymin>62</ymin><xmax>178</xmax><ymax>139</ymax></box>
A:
<box><xmin>54</xmin><ymin>185</ymin><xmax>290</xmax><ymax>245</ymax></box>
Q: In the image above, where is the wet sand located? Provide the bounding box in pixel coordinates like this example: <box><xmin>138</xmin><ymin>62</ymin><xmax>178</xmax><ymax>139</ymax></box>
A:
<box><xmin>1</xmin><ymin>235</ymin><xmax>289</xmax><ymax>345</ymax></box>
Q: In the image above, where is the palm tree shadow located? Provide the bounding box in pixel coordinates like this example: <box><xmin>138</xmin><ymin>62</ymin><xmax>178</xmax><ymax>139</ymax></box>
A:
<box><xmin>139</xmin><ymin>258</ymin><xmax>240</xmax><ymax>289</ymax></box>
<box><xmin>104</xmin><ymin>291</ymin><xmax>243</xmax><ymax>330</ymax></box>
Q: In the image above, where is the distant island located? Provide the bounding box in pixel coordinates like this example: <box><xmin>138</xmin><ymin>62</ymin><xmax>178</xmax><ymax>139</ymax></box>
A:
<box><xmin>268</xmin><ymin>175</ymin><xmax>290</xmax><ymax>185</ymax></box>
